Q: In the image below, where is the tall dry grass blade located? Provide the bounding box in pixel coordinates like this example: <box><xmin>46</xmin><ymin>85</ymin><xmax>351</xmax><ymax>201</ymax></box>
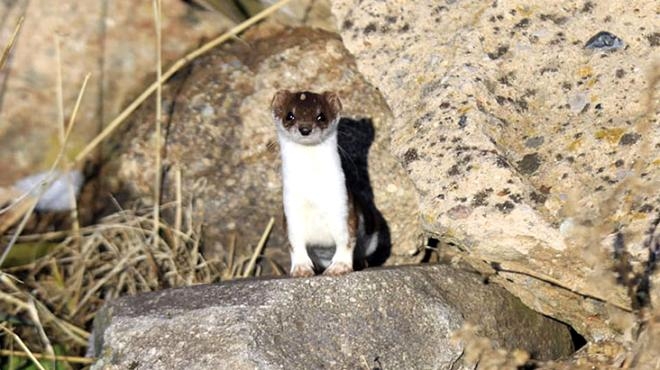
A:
<box><xmin>152</xmin><ymin>0</ymin><xmax>163</xmax><ymax>251</ymax></box>
<box><xmin>27</xmin><ymin>298</ymin><xmax>55</xmax><ymax>369</ymax></box>
<box><xmin>0</xmin><ymin>185</ymin><xmax>35</xmax><ymax>216</ymax></box>
<box><xmin>243</xmin><ymin>217</ymin><xmax>274</xmax><ymax>277</ymax></box>
<box><xmin>19</xmin><ymin>285</ymin><xmax>90</xmax><ymax>345</ymax></box>
<box><xmin>187</xmin><ymin>221</ymin><xmax>203</xmax><ymax>284</ymax></box>
<box><xmin>0</xmin><ymin>16</ymin><xmax>23</xmax><ymax>70</ymax></box>
<box><xmin>65</xmin><ymin>73</ymin><xmax>92</xmax><ymax>142</ymax></box>
<box><xmin>0</xmin><ymin>73</ymin><xmax>90</xmax><ymax>267</ymax></box>
<box><xmin>73</xmin><ymin>0</ymin><xmax>294</xmax><ymax>163</ymax></box>
<box><xmin>0</xmin><ymin>324</ymin><xmax>46</xmax><ymax>370</ymax></box>
<box><xmin>0</xmin><ymin>350</ymin><xmax>95</xmax><ymax>365</ymax></box>
<box><xmin>268</xmin><ymin>258</ymin><xmax>285</xmax><ymax>276</ymax></box>
<box><xmin>0</xmin><ymin>193</ymin><xmax>36</xmax><ymax>236</ymax></box>
<box><xmin>0</xmin><ymin>290</ymin><xmax>30</xmax><ymax>311</ymax></box>
<box><xmin>174</xmin><ymin>166</ymin><xmax>182</xmax><ymax>253</ymax></box>
<box><xmin>0</xmin><ymin>17</ymin><xmax>28</xmax><ymax>216</ymax></box>
<box><xmin>55</xmin><ymin>36</ymin><xmax>65</xmax><ymax>141</ymax></box>
<box><xmin>55</xmin><ymin>36</ymin><xmax>82</xmax><ymax>244</ymax></box>
<box><xmin>224</xmin><ymin>232</ymin><xmax>237</xmax><ymax>280</ymax></box>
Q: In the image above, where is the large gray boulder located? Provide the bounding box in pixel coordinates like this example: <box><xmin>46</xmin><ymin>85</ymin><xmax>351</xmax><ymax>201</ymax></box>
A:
<box><xmin>91</xmin><ymin>265</ymin><xmax>574</xmax><ymax>369</ymax></box>
<box><xmin>331</xmin><ymin>0</ymin><xmax>659</xmax><ymax>340</ymax></box>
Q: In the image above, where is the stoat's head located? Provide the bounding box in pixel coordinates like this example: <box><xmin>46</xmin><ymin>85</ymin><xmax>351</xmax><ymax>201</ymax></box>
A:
<box><xmin>271</xmin><ymin>90</ymin><xmax>342</xmax><ymax>145</ymax></box>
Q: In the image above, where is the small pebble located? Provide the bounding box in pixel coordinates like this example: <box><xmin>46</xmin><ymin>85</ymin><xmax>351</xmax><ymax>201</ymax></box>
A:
<box><xmin>201</xmin><ymin>104</ymin><xmax>215</xmax><ymax>118</ymax></box>
<box><xmin>458</xmin><ymin>115</ymin><xmax>467</xmax><ymax>128</ymax></box>
<box><xmin>584</xmin><ymin>31</ymin><xmax>625</xmax><ymax>51</ymax></box>
<box><xmin>568</xmin><ymin>92</ymin><xmax>588</xmax><ymax>113</ymax></box>
<box><xmin>525</xmin><ymin>136</ymin><xmax>545</xmax><ymax>148</ymax></box>
<box><xmin>559</xmin><ymin>218</ymin><xmax>574</xmax><ymax>236</ymax></box>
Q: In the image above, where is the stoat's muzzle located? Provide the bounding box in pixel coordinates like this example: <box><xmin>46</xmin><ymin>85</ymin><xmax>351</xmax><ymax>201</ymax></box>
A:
<box><xmin>275</xmin><ymin>116</ymin><xmax>336</xmax><ymax>145</ymax></box>
<box><xmin>298</xmin><ymin>124</ymin><xmax>312</xmax><ymax>136</ymax></box>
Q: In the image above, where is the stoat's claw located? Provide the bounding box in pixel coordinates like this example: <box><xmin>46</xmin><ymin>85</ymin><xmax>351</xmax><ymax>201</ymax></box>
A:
<box><xmin>291</xmin><ymin>264</ymin><xmax>315</xmax><ymax>278</ymax></box>
<box><xmin>323</xmin><ymin>262</ymin><xmax>353</xmax><ymax>276</ymax></box>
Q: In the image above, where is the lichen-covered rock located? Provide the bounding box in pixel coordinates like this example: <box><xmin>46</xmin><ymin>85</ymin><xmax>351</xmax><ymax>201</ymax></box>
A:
<box><xmin>331</xmin><ymin>0</ymin><xmax>658</xmax><ymax>340</ymax></box>
<box><xmin>91</xmin><ymin>265</ymin><xmax>574</xmax><ymax>369</ymax></box>
<box><xmin>0</xmin><ymin>0</ymin><xmax>232</xmax><ymax>186</ymax></box>
<box><xmin>100</xmin><ymin>24</ymin><xmax>422</xmax><ymax>270</ymax></box>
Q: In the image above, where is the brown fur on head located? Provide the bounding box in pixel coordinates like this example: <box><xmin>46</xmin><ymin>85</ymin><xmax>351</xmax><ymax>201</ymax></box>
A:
<box><xmin>271</xmin><ymin>90</ymin><xmax>342</xmax><ymax>145</ymax></box>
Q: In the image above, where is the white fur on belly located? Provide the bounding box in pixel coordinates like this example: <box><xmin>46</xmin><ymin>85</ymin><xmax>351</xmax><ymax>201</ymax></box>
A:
<box><xmin>280</xmin><ymin>134</ymin><xmax>349</xmax><ymax>252</ymax></box>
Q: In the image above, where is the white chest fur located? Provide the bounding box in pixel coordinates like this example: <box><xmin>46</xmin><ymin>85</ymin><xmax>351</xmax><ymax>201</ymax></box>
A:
<box><xmin>278</xmin><ymin>133</ymin><xmax>348</xmax><ymax>248</ymax></box>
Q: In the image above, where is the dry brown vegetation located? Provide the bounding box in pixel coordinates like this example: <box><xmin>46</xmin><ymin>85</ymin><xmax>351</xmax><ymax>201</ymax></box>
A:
<box><xmin>0</xmin><ymin>1</ymin><xmax>291</xmax><ymax>368</ymax></box>
<box><xmin>1</xmin><ymin>203</ymin><xmax>217</xmax><ymax>366</ymax></box>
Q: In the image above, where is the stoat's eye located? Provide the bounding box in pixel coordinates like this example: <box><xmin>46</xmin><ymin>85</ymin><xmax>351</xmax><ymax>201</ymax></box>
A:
<box><xmin>286</xmin><ymin>112</ymin><xmax>295</xmax><ymax>121</ymax></box>
<box><xmin>316</xmin><ymin>112</ymin><xmax>326</xmax><ymax>122</ymax></box>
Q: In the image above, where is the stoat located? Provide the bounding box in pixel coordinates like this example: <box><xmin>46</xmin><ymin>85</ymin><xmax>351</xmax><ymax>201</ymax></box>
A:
<box><xmin>271</xmin><ymin>90</ymin><xmax>379</xmax><ymax>277</ymax></box>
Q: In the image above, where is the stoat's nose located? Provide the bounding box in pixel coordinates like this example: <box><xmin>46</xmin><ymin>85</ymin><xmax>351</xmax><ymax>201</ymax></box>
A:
<box><xmin>299</xmin><ymin>126</ymin><xmax>312</xmax><ymax>136</ymax></box>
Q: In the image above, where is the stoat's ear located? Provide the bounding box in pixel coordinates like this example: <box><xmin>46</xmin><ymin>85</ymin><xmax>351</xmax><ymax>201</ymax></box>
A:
<box><xmin>323</xmin><ymin>91</ymin><xmax>342</xmax><ymax>114</ymax></box>
<box><xmin>271</xmin><ymin>90</ymin><xmax>291</xmax><ymax>110</ymax></box>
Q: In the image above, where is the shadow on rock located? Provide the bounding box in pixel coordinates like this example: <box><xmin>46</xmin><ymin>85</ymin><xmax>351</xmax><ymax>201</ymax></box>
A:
<box><xmin>338</xmin><ymin>117</ymin><xmax>391</xmax><ymax>268</ymax></box>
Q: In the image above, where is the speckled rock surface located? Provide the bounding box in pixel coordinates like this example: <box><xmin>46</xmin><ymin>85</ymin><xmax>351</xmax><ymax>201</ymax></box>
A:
<box><xmin>331</xmin><ymin>0</ymin><xmax>659</xmax><ymax>340</ymax></box>
<box><xmin>0</xmin><ymin>0</ymin><xmax>232</xmax><ymax>186</ymax></box>
<box><xmin>100</xmin><ymin>24</ymin><xmax>422</xmax><ymax>270</ymax></box>
<box><xmin>90</xmin><ymin>265</ymin><xmax>574</xmax><ymax>369</ymax></box>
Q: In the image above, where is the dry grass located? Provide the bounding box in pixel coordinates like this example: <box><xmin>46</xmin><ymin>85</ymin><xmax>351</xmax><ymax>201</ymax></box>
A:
<box><xmin>1</xmin><ymin>198</ymin><xmax>276</xmax><ymax>365</ymax></box>
<box><xmin>0</xmin><ymin>202</ymin><xmax>210</xmax><ymax>359</ymax></box>
<box><xmin>152</xmin><ymin>0</ymin><xmax>164</xmax><ymax>255</ymax></box>
<box><xmin>0</xmin><ymin>16</ymin><xmax>22</xmax><ymax>71</ymax></box>
<box><xmin>0</xmin><ymin>188</ymin><xmax>279</xmax><ymax>364</ymax></box>
<box><xmin>0</xmin><ymin>0</ymin><xmax>290</xmax><ymax>367</ymax></box>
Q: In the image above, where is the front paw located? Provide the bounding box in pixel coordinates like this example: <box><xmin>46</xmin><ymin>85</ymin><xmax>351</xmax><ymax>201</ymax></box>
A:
<box><xmin>323</xmin><ymin>261</ymin><xmax>353</xmax><ymax>276</ymax></box>
<box><xmin>291</xmin><ymin>264</ymin><xmax>315</xmax><ymax>278</ymax></box>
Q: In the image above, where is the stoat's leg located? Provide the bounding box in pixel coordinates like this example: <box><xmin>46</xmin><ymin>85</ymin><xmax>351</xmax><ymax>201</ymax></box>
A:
<box><xmin>290</xmin><ymin>239</ymin><xmax>314</xmax><ymax>277</ymax></box>
<box><xmin>283</xmin><ymin>196</ymin><xmax>315</xmax><ymax>277</ymax></box>
<box><xmin>288</xmin><ymin>228</ymin><xmax>314</xmax><ymax>277</ymax></box>
<box><xmin>324</xmin><ymin>200</ymin><xmax>357</xmax><ymax>276</ymax></box>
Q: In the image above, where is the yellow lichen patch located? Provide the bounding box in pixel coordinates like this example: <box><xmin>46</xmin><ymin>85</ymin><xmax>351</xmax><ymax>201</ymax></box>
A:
<box><xmin>515</xmin><ymin>5</ymin><xmax>536</xmax><ymax>17</ymax></box>
<box><xmin>594</xmin><ymin>128</ymin><xmax>625</xmax><ymax>144</ymax></box>
<box><xmin>442</xmin><ymin>228</ymin><xmax>457</xmax><ymax>240</ymax></box>
<box><xmin>587</xmin><ymin>78</ymin><xmax>598</xmax><ymax>88</ymax></box>
<box><xmin>632</xmin><ymin>212</ymin><xmax>649</xmax><ymax>221</ymax></box>
<box><xmin>578</xmin><ymin>65</ymin><xmax>593</xmax><ymax>79</ymax></box>
<box><xmin>652</xmin><ymin>158</ymin><xmax>660</xmax><ymax>166</ymax></box>
<box><xmin>567</xmin><ymin>138</ymin><xmax>583</xmax><ymax>151</ymax></box>
<box><xmin>458</xmin><ymin>106</ymin><xmax>471</xmax><ymax>115</ymax></box>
